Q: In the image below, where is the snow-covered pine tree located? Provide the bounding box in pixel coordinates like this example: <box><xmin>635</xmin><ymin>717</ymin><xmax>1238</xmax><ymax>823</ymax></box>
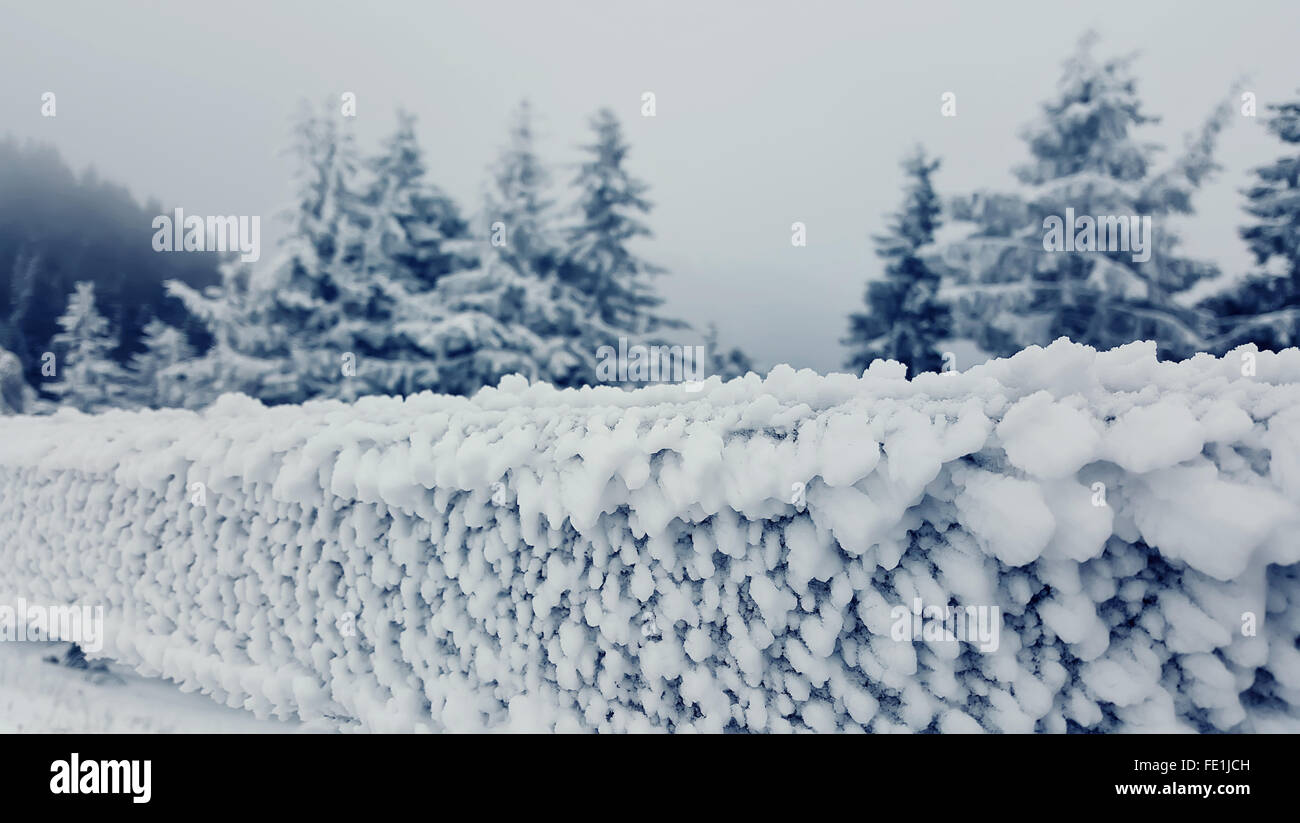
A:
<box><xmin>844</xmin><ymin>147</ymin><xmax>949</xmax><ymax>376</ymax></box>
<box><xmin>484</xmin><ymin>100</ymin><xmax>559</xmax><ymax>278</ymax></box>
<box><xmin>413</xmin><ymin>264</ymin><xmax>601</xmax><ymax>394</ymax></box>
<box><xmin>358</xmin><ymin>109</ymin><xmax>474</xmax><ymax>292</ymax></box>
<box><xmin>259</xmin><ymin>101</ymin><xmax>366</xmax><ymax>401</ymax></box>
<box><xmin>940</xmin><ymin>32</ymin><xmax>1230</xmax><ymax>360</ymax></box>
<box><xmin>166</xmin><ymin>104</ymin><xmax>572</xmax><ymax>404</ymax></box>
<box><xmin>1</xmin><ymin>249</ymin><xmax>37</xmax><ymax>371</ymax></box>
<box><xmin>164</xmin><ymin>261</ymin><xmax>290</xmax><ymax>408</ymax></box>
<box><xmin>47</xmin><ymin>281</ymin><xmax>127</xmax><ymax>412</ymax></box>
<box><xmin>1202</xmin><ymin>91</ymin><xmax>1300</xmax><ymax>351</ymax></box>
<box><xmin>562</xmin><ymin>107</ymin><xmax>678</xmax><ymax>336</ymax></box>
<box><xmin>127</xmin><ymin>317</ymin><xmax>194</xmax><ymax>408</ymax></box>
<box><xmin>373</xmin><ymin>100</ymin><xmax>588</xmax><ymax>395</ymax></box>
<box><xmin>410</xmin><ymin>102</ymin><xmax>640</xmax><ymax>395</ymax></box>
<box><xmin>323</xmin><ymin>109</ymin><xmax>482</xmax><ymax>400</ymax></box>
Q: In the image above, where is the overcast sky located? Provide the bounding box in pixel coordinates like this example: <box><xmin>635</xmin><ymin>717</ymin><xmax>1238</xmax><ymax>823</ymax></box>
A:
<box><xmin>3</xmin><ymin>0</ymin><xmax>1298</xmax><ymax>371</ymax></box>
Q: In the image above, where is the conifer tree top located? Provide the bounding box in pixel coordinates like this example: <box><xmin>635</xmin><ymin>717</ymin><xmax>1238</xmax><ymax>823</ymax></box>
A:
<box><xmin>1016</xmin><ymin>31</ymin><xmax>1159</xmax><ymax>186</ymax></box>
<box><xmin>1241</xmin><ymin>91</ymin><xmax>1300</xmax><ymax>277</ymax></box>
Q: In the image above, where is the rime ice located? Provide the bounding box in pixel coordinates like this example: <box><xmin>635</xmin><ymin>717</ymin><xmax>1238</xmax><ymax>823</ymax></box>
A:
<box><xmin>1</xmin><ymin>339</ymin><xmax>1298</xmax><ymax>732</ymax></box>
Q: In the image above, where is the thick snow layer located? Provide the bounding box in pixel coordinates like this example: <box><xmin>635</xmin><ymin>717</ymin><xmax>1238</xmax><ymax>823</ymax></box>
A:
<box><xmin>1</xmin><ymin>339</ymin><xmax>1299</xmax><ymax>732</ymax></box>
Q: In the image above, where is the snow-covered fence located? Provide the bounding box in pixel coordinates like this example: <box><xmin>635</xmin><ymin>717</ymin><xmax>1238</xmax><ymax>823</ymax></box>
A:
<box><xmin>2</xmin><ymin>340</ymin><xmax>1299</xmax><ymax>732</ymax></box>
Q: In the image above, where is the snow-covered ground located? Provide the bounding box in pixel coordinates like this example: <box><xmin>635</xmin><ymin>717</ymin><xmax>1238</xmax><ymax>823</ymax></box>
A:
<box><xmin>0</xmin><ymin>641</ymin><xmax>301</xmax><ymax>733</ymax></box>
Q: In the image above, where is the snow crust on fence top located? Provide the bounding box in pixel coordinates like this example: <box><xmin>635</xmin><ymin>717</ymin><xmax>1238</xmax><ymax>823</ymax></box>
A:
<box><xmin>1</xmin><ymin>338</ymin><xmax>1300</xmax><ymax>733</ymax></box>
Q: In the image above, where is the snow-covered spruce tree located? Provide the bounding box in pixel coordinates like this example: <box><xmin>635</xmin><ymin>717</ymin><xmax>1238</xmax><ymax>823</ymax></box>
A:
<box><xmin>46</xmin><ymin>281</ymin><xmax>127</xmax><ymax>412</ymax></box>
<box><xmin>163</xmin><ymin>261</ymin><xmax>289</xmax><ymax>408</ymax></box>
<box><xmin>259</xmin><ymin>102</ymin><xmax>367</xmax><ymax>401</ymax></box>
<box><xmin>414</xmin><ymin>102</ymin><xmax>621</xmax><ymax>394</ymax></box>
<box><xmin>411</xmin><ymin>267</ymin><xmax>590</xmax><ymax>394</ymax></box>
<box><xmin>226</xmin><ymin>101</ymin><xmax>379</xmax><ymax>403</ymax></box>
<box><xmin>1202</xmin><ymin>91</ymin><xmax>1300</xmax><ymax>351</ymax></box>
<box><xmin>310</xmin><ymin>103</ymin><xmax>594</xmax><ymax>399</ymax></box>
<box><xmin>127</xmin><ymin>317</ymin><xmax>193</xmax><ymax>409</ymax></box>
<box><xmin>484</xmin><ymin>100</ymin><xmax>560</xmax><ymax>278</ymax></box>
<box><xmin>844</xmin><ymin>147</ymin><xmax>949</xmax><ymax>376</ymax></box>
<box><xmin>940</xmin><ymin>32</ymin><xmax>1230</xmax><ymax>360</ymax></box>
<box><xmin>0</xmin><ymin>248</ymin><xmax>38</xmax><ymax>371</ymax></box>
<box><xmin>164</xmin><ymin>104</ymin><xmax>578</xmax><ymax>404</ymax></box>
<box><xmin>561</xmin><ymin>107</ymin><xmax>679</xmax><ymax>336</ymax></box>
<box><xmin>356</xmin><ymin>109</ymin><xmax>475</xmax><ymax>292</ymax></box>
<box><xmin>168</xmin><ymin>102</ymin><xmax>369</xmax><ymax>406</ymax></box>
<box><xmin>323</xmin><ymin>109</ymin><xmax>483</xmax><ymax>400</ymax></box>
<box><xmin>370</xmin><ymin>100</ymin><xmax>580</xmax><ymax>395</ymax></box>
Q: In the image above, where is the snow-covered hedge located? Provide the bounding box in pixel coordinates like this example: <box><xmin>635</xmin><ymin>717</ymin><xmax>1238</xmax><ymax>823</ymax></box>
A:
<box><xmin>2</xmin><ymin>340</ymin><xmax>1299</xmax><ymax>732</ymax></box>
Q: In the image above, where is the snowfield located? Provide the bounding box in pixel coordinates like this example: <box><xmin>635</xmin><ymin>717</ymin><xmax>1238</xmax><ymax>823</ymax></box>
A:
<box><xmin>1</xmin><ymin>339</ymin><xmax>1299</xmax><ymax>732</ymax></box>
<box><xmin>0</xmin><ymin>641</ymin><xmax>301</xmax><ymax>733</ymax></box>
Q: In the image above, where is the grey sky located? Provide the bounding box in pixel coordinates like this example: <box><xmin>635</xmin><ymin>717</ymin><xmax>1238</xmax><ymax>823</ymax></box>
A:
<box><xmin>3</xmin><ymin>0</ymin><xmax>1298</xmax><ymax>372</ymax></box>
